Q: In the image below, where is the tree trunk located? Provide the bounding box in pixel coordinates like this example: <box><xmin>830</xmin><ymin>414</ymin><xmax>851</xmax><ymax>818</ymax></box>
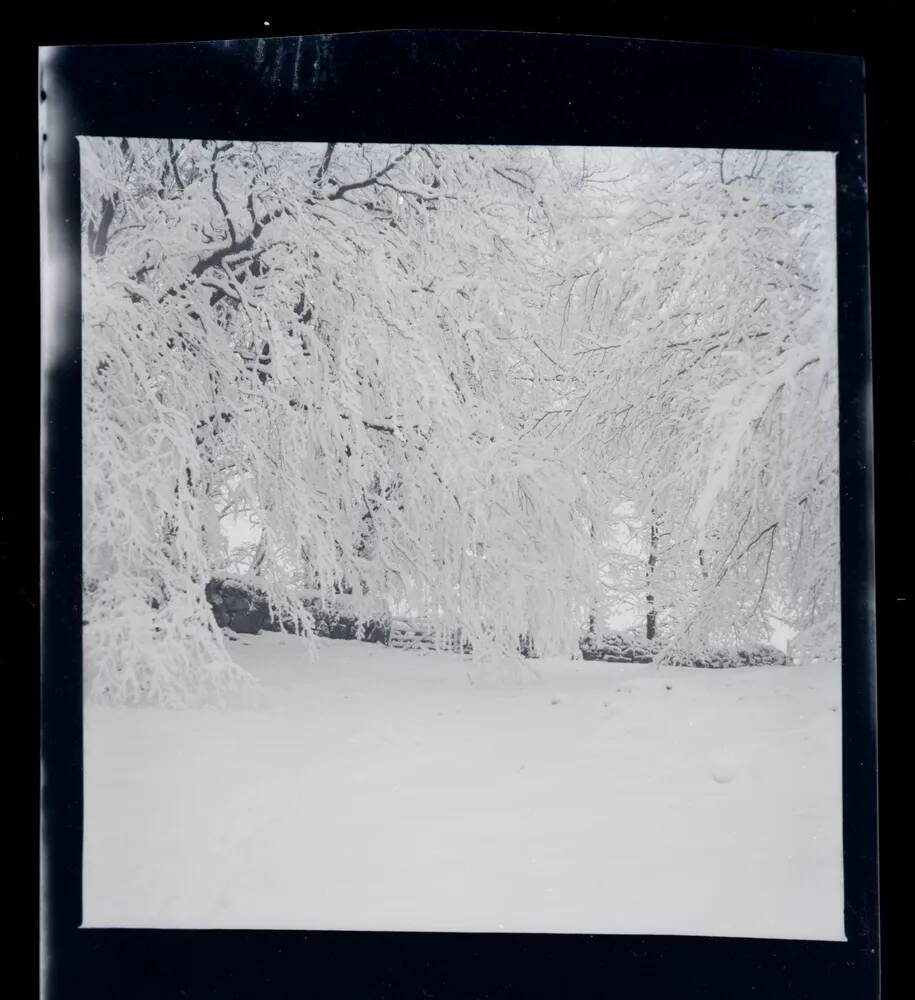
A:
<box><xmin>646</xmin><ymin>513</ymin><xmax>658</xmax><ymax>641</ymax></box>
<box><xmin>587</xmin><ymin>519</ymin><xmax>598</xmax><ymax>638</ymax></box>
<box><xmin>251</xmin><ymin>528</ymin><xmax>268</xmax><ymax>575</ymax></box>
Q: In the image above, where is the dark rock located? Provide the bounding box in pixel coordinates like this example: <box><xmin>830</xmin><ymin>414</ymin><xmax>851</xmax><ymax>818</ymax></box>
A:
<box><xmin>230</xmin><ymin>608</ymin><xmax>267</xmax><ymax>634</ymax></box>
<box><xmin>205</xmin><ymin>576</ymin><xmax>270</xmax><ymax>634</ymax></box>
<box><xmin>361</xmin><ymin>618</ymin><xmax>391</xmax><ymax>644</ymax></box>
<box><xmin>222</xmin><ymin>590</ymin><xmax>254</xmax><ymax>614</ymax></box>
<box><xmin>210</xmin><ymin>602</ymin><xmax>232</xmax><ymax>629</ymax></box>
<box><xmin>206</xmin><ymin>577</ymin><xmax>391</xmax><ymax>643</ymax></box>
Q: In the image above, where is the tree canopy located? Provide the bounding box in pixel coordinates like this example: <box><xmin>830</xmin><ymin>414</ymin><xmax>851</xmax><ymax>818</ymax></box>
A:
<box><xmin>80</xmin><ymin>139</ymin><xmax>839</xmax><ymax>704</ymax></box>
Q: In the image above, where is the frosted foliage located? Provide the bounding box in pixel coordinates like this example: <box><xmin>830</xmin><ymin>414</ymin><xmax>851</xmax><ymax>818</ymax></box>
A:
<box><xmin>562</xmin><ymin>149</ymin><xmax>840</xmax><ymax>658</ymax></box>
<box><xmin>81</xmin><ymin>139</ymin><xmax>600</xmax><ymax>703</ymax></box>
<box><xmin>81</xmin><ymin>140</ymin><xmax>840</xmax><ymax>704</ymax></box>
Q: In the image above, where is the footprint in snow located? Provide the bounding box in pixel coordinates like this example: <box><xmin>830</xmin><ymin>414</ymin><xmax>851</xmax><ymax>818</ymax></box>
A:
<box><xmin>711</xmin><ymin>755</ymin><xmax>738</xmax><ymax>784</ymax></box>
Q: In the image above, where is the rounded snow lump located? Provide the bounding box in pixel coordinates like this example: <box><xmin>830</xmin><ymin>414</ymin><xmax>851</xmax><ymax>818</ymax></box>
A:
<box><xmin>711</xmin><ymin>755</ymin><xmax>738</xmax><ymax>784</ymax></box>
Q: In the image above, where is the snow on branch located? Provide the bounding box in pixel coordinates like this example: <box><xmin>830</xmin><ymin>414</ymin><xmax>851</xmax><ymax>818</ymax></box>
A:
<box><xmin>79</xmin><ymin>140</ymin><xmax>840</xmax><ymax>702</ymax></box>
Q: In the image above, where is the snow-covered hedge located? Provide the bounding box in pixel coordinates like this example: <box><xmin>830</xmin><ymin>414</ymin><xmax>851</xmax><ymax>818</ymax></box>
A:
<box><xmin>580</xmin><ymin>631</ymin><xmax>660</xmax><ymax>663</ymax></box>
<box><xmin>657</xmin><ymin>643</ymin><xmax>787</xmax><ymax>669</ymax></box>
<box><xmin>580</xmin><ymin>629</ymin><xmax>786</xmax><ymax>668</ymax></box>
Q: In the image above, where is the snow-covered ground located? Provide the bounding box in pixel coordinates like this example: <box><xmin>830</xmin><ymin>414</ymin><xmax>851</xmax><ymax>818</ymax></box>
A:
<box><xmin>83</xmin><ymin>633</ymin><xmax>844</xmax><ymax>939</ymax></box>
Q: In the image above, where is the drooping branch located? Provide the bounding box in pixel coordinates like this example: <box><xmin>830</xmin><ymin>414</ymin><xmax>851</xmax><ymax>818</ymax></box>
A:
<box><xmin>492</xmin><ymin>167</ymin><xmax>534</xmax><ymax>192</ymax></box>
<box><xmin>748</xmin><ymin>523</ymin><xmax>778</xmax><ymax>619</ymax></box>
<box><xmin>737</xmin><ymin>521</ymin><xmax>779</xmax><ymax>563</ymax></box>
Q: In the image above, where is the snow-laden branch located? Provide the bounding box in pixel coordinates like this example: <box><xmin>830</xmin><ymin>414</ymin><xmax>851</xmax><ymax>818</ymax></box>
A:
<box><xmin>327</xmin><ymin>145</ymin><xmax>415</xmax><ymax>201</ymax></box>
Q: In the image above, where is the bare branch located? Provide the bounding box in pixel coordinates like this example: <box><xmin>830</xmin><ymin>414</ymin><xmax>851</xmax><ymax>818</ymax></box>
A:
<box><xmin>328</xmin><ymin>146</ymin><xmax>415</xmax><ymax>201</ymax></box>
<box><xmin>315</xmin><ymin>142</ymin><xmax>336</xmax><ymax>184</ymax></box>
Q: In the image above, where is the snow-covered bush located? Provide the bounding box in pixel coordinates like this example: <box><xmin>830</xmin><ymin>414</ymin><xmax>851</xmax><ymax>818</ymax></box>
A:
<box><xmin>580</xmin><ymin>630</ymin><xmax>660</xmax><ymax>663</ymax></box>
<box><xmin>657</xmin><ymin>642</ymin><xmax>787</xmax><ymax>669</ymax></box>
<box><xmin>579</xmin><ymin>628</ymin><xmax>785</xmax><ymax>668</ymax></box>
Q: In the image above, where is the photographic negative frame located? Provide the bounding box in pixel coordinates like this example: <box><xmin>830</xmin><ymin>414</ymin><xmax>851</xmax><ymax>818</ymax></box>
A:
<box><xmin>39</xmin><ymin>23</ymin><xmax>879</xmax><ymax>999</ymax></box>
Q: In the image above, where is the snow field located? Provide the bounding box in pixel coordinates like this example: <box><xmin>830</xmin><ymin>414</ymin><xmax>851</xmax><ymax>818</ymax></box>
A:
<box><xmin>83</xmin><ymin>632</ymin><xmax>844</xmax><ymax>938</ymax></box>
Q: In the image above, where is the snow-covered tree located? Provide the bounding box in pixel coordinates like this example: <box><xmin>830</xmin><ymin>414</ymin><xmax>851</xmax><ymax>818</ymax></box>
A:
<box><xmin>80</xmin><ymin>138</ymin><xmax>601</xmax><ymax>704</ymax></box>
<box><xmin>80</xmin><ymin>139</ymin><xmax>840</xmax><ymax>704</ymax></box>
<box><xmin>560</xmin><ymin>148</ymin><xmax>840</xmax><ymax>659</ymax></box>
